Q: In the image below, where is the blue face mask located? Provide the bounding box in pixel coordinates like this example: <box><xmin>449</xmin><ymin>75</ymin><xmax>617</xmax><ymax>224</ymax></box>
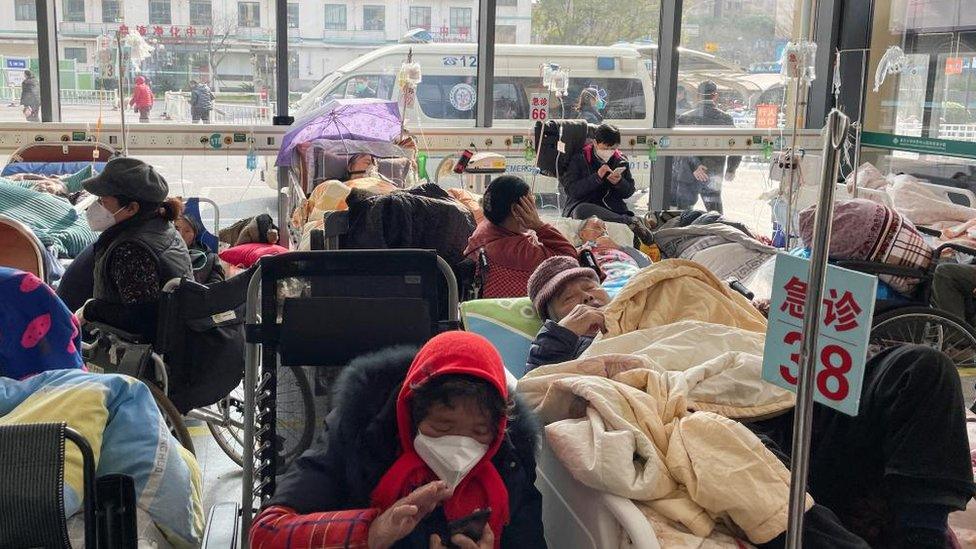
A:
<box><xmin>596</xmin><ymin>98</ymin><xmax>606</xmax><ymax>110</ymax></box>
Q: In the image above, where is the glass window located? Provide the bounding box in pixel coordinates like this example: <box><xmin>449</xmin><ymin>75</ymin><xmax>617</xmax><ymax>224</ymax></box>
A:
<box><xmin>63</xmin><ymin>47</ymin><xmax>88</xmax><ymax>64</ymax></box>
<box><xmin>857</xmin><ymin>1</ymin><xmax>976</xmax><ymax>223</ymax></box>
<box><xmin>14</xmin><ymin>0</ymin><xmax>36</xmax><ymax>21</ymax></box>
<box><xmin>449</xmin><ymin>8</ymin><xmax>472</xmax><ymax>36</ymax></box>
<box><xmin>664</xmin><ymin>0</ymin><xmax>799</xmax><ymax>230</ymax></box>
<box><xmin>327</xmin><ymin>75</ymin><xmax>396</xmax><ymax>100</ymax></box>
<box><xmin>324</xmin><ymin>4</ymin><xmax>346</xmax><ymax>30</ymax></box>
<box><xmin>363</xmin><ymin>6</ymin><xmax>385</xmax><ymax>31</ymax></box>
<box><xmin>498</xmin><ymin>0</ymin><xmax>659</xmax><ymax>209</ymax></box>
<box><xmin>675</xmin><ymin>2</ymin><xmax>796</xmax><ymax>129</ymax></box>
<box><xmin>238</xmin><ymin>2</ymin><xmax>261</xmax><ymax>28</ymax></box>
<box><xmin>101</xmin><ymin>0</ymin><xmax>121</xmax><ymax>22</ymax></box>
<box><xmin>287</xmin><ymin>3</ymin><xmax>300</xmax><ymax>29</ymax></box>
<box><xmin>496</xmin><ymin>25</ymin><xmax>517</xmax><ymax>44</ymax></box>
<box><xmin>148</xmin><ymin>0</ymin><xmax>171</xmax><ymax>24</ymax></box>
<box><xmin>409</xmin><ymin>7</ymin><xmax>432</xmax><ymax>30</ymax></box>
<box><xmin>189</xmin><ymin>0</ymin><xmax>212</xmax><ymax>26</ymax></box>
<box><xmin>63</xmin><ymin>0</ymin><xmax>86</xmax><ymax>22</ymax></box>
<box><xmin>58</xmin><ymin>0</ymin><xmax>275</xmax><ymax>126</ymax></box>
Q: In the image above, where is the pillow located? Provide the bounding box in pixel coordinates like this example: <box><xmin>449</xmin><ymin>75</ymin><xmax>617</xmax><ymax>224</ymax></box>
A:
<box><xmin>460</xmin><ymin>298</ymin><xmax>543</xmax><ymax>378</ymax></box>
<box><xmin>799</xmin><ymin>199</ymin><xmax>933</xmax><ymax>295</ymax></box>
<box><xmin>548</xmin><ymin>217</ymin><xmax>634</xmax><ymax>247</ymax></box>
<box><xmin>218</xmin><ymin>243</ymin><xmax>288</xmax><ymax>268</ymax></box>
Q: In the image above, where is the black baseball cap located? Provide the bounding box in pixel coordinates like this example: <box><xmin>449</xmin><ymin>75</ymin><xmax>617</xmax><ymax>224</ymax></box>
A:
<box><xmin>82</xmin><ymin>157</ymin><xmax>169</xmax><ymax>202</ymax></box>
<box><xmin>698</xmin><ymin>80</ymin><xmax>718</xmax><ymax>96</ymax></box>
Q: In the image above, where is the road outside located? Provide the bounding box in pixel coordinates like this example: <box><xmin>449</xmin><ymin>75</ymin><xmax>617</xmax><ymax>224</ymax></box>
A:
<box><xmin>1</xmin><ymin>102</ymin><xmax>778</xmax><ymax>238</ymax></box>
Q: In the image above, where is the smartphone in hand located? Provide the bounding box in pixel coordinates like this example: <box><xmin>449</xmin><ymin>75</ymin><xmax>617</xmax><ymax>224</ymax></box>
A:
<box><xmin>442</xmin><ymin>509</ymin><xmax>491</xmax><ymax>548</ymax></box>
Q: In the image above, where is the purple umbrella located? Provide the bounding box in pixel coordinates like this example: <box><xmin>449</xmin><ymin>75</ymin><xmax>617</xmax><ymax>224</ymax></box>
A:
<box><xmin>276</xmin><ymin>98</ymin><xmax>402</xmax><ymax>167</ymax></box>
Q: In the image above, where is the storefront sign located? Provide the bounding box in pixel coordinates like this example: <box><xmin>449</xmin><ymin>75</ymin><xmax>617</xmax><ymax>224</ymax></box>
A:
<box><xmin>861</xmin><ymin>131</ymin><xmax>976</xmax><ymax>160</ymax></box>
<box><xmin>762</xmin><ymin>253</ymin><xmax>877</xmax><ymax>416</ymax></box>
<box><xmin>530</xmin><ymin>93</ymin><xmax>549</xmax><ymax>121</ymax></box>
<box><xmin>755</xmin><ymin>104</ymin><xmax>780</xmax><ymax>129</ymax></box>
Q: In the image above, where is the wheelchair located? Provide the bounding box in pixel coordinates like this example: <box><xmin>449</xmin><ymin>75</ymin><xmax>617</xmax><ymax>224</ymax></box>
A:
<box><xmin>837</xmin><ymin>236</ymin><xmax>976</xmax><ymax>369</ymax></box>
<box><xmin>82</xmin><ymin>268</ymin><xmax>316</xmax><ymax>466</ymax></box>
<box><xmin>195</xmin><ymin>249</ymin><xmax>461</xmax><ymax>545</ymax></box>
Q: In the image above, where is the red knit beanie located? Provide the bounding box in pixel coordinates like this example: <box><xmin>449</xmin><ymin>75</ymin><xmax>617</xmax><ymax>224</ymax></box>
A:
<box><xmin>527</xmin><ymin>256</ymin><xmax>599</xmax><ymax>320</ymax></box>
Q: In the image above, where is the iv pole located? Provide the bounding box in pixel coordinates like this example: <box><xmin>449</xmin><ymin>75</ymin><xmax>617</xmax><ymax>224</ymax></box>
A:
<box><xmin>782</xmin><ymin>0</ymin><xmax>819</xmax><ymax>250</ymax></box>
<box><xmin>116</xmin><ymin>31</ymin><xmax>128</xmax><ymax>156</ymax></box>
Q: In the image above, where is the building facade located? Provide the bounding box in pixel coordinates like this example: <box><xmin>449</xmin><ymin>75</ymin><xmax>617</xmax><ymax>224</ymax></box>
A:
<box><xmin>1</xmin><ymin>0</ymin><xmax>531</xmax><ymax>92</ymax></box>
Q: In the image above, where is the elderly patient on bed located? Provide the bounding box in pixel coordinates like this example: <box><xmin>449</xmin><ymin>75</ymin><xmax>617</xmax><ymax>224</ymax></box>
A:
<box><xmin>522</xmin><ymin>256</ymin><xmax>974</xmax><ymax>547</ymax></box>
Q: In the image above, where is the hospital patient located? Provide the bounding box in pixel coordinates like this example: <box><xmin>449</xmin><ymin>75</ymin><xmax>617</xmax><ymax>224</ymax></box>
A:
<box><xmin>463</xmin><ymin>175</ymin><xmax>576</xmax><ymax>298</ymax></box>
<box><xmin>250</xmin><ymin>331</ymin><xmax>546</xmax><ymax>549</ymax></box>
<box><xmin>524</xmin><ymin>257</ymin><xmax>974</xmax><ymax>548</ymax></box>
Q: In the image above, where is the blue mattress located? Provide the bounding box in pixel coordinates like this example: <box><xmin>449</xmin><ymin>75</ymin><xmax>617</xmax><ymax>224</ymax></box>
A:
<box><xmin>1</xmin><ymin>161</ymin><xmax>107</xmax><ymax>178</ymax></box>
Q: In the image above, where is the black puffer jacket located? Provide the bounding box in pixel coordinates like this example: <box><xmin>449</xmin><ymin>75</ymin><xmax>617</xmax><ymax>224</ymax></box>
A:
<box><xmin>268</xmin><ymin>346</ymin><xmax>547</xmax><ymax>549</ymax></box>
<box><xmin>343</xmin><ymin>186</ymin><xmax>476</xmax><ymax>268</ymax></box>
<box><xmin>558</xmin><ymin>143</ymin><xmax>636</xmax><ymax>218</ymax></box>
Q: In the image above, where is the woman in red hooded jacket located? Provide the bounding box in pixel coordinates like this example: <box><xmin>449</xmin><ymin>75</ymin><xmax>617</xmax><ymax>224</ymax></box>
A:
<box><xmin>130</xmin><ymin>76</ymin><xmax>154</xmax><ymax>122</ymax></box>
<box><xmin>250</xmin><ymin>332</ymin><xmax>546</xmax><ymax>548</ymax></box>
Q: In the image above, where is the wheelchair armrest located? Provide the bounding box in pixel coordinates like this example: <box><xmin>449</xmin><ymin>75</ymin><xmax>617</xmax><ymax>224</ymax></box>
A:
<box><xmin>834</xmin><ymin>260</ymin><xmax>928</xmax><ymax>279</ymax></box>
<box><xmin>916</xmin><ymin>225</ymin><xmax>942</xmax><ymax>238</ymax></box>
<box><xmin>83</xmin><ymin>321</ymin><xmax>144</xmax><ymax>344</ymax></box>
<box><xmin>936</xmin><ymin>242</ymin><xmax>976</xmax><ymax>258</ymax></box>
<box><xmin>201</xmin><ymin>502</ymin><xmax>240</xmax><ymax>549</ymax></box>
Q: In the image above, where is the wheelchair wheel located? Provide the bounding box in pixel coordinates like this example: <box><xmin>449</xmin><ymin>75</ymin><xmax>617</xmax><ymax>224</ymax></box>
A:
<box><xmin>870</xmin><ymin>307</ymin><xmax>976</xmax><ymax>369</ymax></box>
<box><xmin>147</xmin><ymin>382</ymin><xmax>195</xmax><ymax>454</ymax></box>
<box><xmin>206</xmin><ymin>365</ymin><xmax>315</xmax><ymax>467</ymax></box>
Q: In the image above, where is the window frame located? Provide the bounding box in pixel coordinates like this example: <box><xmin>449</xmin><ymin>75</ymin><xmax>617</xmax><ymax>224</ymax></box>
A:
<box><xmin>147</xmin><ymin>0</ymin><xmax>172</xmax><ymax>25</ymax></box>
<box><xmin>189</xmin><ymin>0</ymin><xmax>212</xmax><ymax>26</ymax></box>
<box><xmin>14</xmin><ymin>0</ymin><xmax>36</xmax><ymax>21</ymax></box>
<box><xmin>63</xmin><ymin>47</ymin><xmax>88</xmax><ymax>64</ymax></box>
<box><xmin>62</xmin><ymin>0</ymin><xmax>86</xmax><ymax>23</ymax></box>
<box><xmin>238</xmin><ymin>1</ymin><xmax>261</xmax><ymax>28</ymax></box>
<box><xmin>324</xmin><ymin>4</ymin><xmax>347</xmax><ymax>31</ymax></box>
<box><xmin>101</xmin><ymin>0</ymin><xmax>120</xmax><ymax>23</ymax></box>
<box><xmin>363</xmin><ymin>5</ymin><xmax>385</xmax><ymax>32</ymax></box>
<box><xmin>287</xmin><ymin>3</ymin><xmax>300</xmax><ymax>29</ymax></box>
<box><xmin>449</xmin><ymin>7</ymin><xmax>472</xmax><ymax>35</ymax></box>
<box><xmin>408</xmin><ymin>6</ymin><xmax>432</xmax><ymax>30</ymax></box>
<box><xmin>495</xmin><ymin>24</ymin><xmax>517</xmax><ymax>44</ymax></box>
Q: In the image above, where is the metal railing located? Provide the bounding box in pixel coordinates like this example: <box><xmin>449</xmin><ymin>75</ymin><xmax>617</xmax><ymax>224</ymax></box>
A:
<box><xmin>61</xmin><ymin>89</ymin><xmax>118</xmax><ymax>106</ymax></box>
<box><xmin>1</xmin><ymin>86</ymin><xmax>117</xmax><ymax>106</ymax></box>
<box><xmin>162</xmin><ymin>91</ymin><xmax>272</xmax><ymax>125</ymax></box>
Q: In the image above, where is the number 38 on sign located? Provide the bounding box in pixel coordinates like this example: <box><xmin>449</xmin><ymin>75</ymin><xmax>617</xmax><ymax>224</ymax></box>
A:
<box><xmin>761</xmin><ymin>253</ymin><xmax>877</xmax><ymax>416</ymax></box>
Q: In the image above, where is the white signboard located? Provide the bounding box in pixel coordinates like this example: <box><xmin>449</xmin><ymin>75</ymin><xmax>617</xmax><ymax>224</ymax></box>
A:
<box><xmin>761</xmin><ymin>253</ymin><xmax>877</xmax><ymax>416</ymax></box>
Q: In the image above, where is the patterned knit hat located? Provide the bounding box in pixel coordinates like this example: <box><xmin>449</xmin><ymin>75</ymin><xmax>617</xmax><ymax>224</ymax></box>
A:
<box><xmin>527</xmin><ymin>256</ymin><xmax>599</xmax><ymax>320</ymax></box>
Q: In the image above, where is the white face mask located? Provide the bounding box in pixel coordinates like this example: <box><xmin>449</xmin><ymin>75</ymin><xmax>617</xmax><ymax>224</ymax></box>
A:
<box><xmin>86</xmin><ymin>201</ymin><xmax>124</xmax><ymax>232</ymax></box>
<box><xmin>414</xmin><ymin>433</ymin><xmax>489</xmax><ymax>489</ymax></box>
<box><xmin>595</xmin><ymin>148</ymin><xmax>613</xmax><ymax>163</ymax></box>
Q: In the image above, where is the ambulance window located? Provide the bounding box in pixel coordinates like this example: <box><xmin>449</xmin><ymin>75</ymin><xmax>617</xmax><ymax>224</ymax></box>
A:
<box><xmin>493</xmin><ymin>80</ymin><xmax>526</xmax><ymax>120</ymax></box>
<box><xmin>567</xmin><ymin>78</ymin><xmax>647</xmax><ymax>120</ymax></box>
<box><xmin>334</xmin><ymin>75</ymin><xmax>394</xmax><ymax>100</ymax></box>
<box><xmin>417</xmin><ymin>76</ymin><xmax>475</xmax><ymax>119</ymax></box>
